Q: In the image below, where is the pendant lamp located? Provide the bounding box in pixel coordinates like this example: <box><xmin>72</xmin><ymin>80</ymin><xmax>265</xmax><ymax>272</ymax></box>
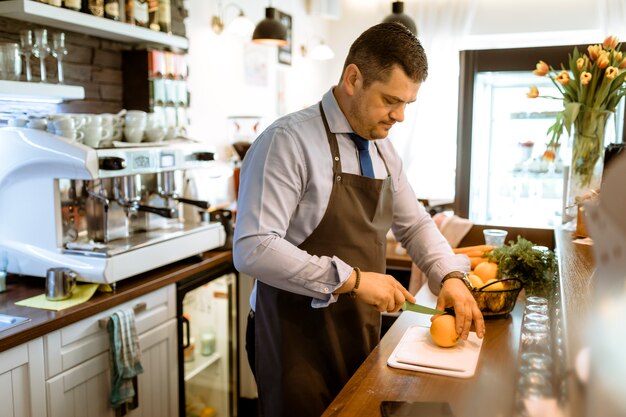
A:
<box><xmin>382</xmin><ymin>1</ymin><xmax>417</xmax><ymax>35</ymax></box>
<box><xmin>252</xmin><ymin>6</ymin><xmax>288</xmax><ymax>46</ymax></box>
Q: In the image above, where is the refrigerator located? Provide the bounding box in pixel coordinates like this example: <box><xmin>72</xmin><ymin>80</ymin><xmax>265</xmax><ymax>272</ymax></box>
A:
<box><xmin>456</xmin><ymin>44</ymin><xmax>626</xmax><ymax>229</ymax></box>
<box><xmin>177</xmin><ymin>261</ymin><xmax>238</xmax><ymax>417</ymax></box>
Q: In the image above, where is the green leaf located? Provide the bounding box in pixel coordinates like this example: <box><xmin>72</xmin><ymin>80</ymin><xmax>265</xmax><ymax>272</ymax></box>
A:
<box><xmin>563</xmin><ymin>102</ymin><xmax>581</xmax><ymax>135</ymax></box>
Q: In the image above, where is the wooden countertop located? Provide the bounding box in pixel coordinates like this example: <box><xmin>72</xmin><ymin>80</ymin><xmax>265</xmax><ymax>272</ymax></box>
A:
<box><xmin>0</xmin><ymin>250</ymin><xmax>232</xmax><ymax>353</ymax></box>
<box><xmin>323</xmin><ymin>299</ymin><xmax>523</xmax><ymax>417</ymax></box>
<box><xmin>324</xmin><ymin>227</ymin><xmax>593</xmax><ymax>417</ymax></box>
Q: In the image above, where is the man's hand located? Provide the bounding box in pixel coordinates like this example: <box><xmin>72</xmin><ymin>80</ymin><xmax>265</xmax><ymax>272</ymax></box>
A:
<box><xmin>435</xmin><ymin>279</ymin><xmax>485</xmax><ymax>340</ymax></box>
<box><xmin>335</xmin><ymin>270</ymin><xmax>415</xmax><ymax>313</ymax></box>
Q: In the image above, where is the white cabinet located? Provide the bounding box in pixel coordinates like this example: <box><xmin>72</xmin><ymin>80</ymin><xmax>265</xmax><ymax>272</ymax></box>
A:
<box><xmin>44</xmin><ymin>284</ymin><xmax>178</xmax><ymax>417</ymax></box>
<box><xmin>45</xmin><ymin>319</ymin><xmax>178</xmax><ymax>417</ymax></box>
<box><xmin>0</xmin><ymin>338</ymin><xmax>46</xmax><ymax>417</ymax></box>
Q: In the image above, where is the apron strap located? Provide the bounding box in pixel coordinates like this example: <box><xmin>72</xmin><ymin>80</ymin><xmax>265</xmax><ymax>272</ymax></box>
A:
<box><xmin>319</xmin><ymin>102</ymin><xmax>342</xmax><ymax>175</ymax></box>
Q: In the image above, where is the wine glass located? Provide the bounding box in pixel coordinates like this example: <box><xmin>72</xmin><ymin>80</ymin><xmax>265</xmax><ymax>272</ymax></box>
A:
<box><xmin>51</xmin><ymin>32</ymin><xmax>68</xmax><ymax>84</ymax></box>
<box><xmin>19</xmin><ymin>29</ymin><xmax>33</xmax><ymax>82</ymax></box>
<box><xmin>32</xmin><ymin>29</ymin><xmax>50</xmax><ymax>83</ymax></box>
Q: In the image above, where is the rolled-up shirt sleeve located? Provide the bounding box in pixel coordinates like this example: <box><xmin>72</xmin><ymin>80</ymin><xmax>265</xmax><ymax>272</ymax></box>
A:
<box><xmin>233</xmin><ymin>125</ymin><xmax>351</xmax><ymax>307</ymax></box>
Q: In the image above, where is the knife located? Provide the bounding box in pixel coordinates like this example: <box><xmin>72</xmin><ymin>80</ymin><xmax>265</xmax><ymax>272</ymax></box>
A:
<box><xmin>401</xmin><ymin>301</ymin><xmax>444</xmax><ymax>315</ymax></box>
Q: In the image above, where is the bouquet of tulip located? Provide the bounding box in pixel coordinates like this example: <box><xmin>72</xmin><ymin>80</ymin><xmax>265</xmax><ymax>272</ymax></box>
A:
<box><xmin>527</xmin><ymin>36</ymin><xmax>626</xmax><ymax>188</ymax></box>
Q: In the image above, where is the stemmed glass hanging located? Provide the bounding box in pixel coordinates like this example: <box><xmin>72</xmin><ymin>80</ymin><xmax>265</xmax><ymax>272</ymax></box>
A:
<box><xmin>32</xmin><ymin>29</ymin><xmax>50</xmax><ymax>82</ymax></box>
<box><xmin>51</xmin><ymin>32</ymin><xmax>68</xmax><ymax>84</ymax></box>
<box><xmin>19</xmin><ymin>29</ymin><xmax>33</xmax><ymax>82</ymax></box>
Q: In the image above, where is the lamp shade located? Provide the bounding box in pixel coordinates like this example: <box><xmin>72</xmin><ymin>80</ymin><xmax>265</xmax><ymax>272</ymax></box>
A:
<box><xmin>382</xmin><ymin>1</ymin><xmax>417</xmax><ymax>35</ymax></box>
<box><xmin>252</xmin><ymin>7</ymin><xmax>288</xmax><ymax>46</ymax></box>
<box><xmin>228</xmin><ymin>11</ymin><xmax>255</xmax><ymax>38</ymax></box>
<box><xmin>309</xmin><ymin>42</ymin><xmax>334</xmax><ymax>61</ymax></box>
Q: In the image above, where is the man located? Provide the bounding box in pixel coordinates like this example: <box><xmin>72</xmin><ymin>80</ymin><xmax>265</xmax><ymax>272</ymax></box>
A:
<box><xmin>233</xmin><ymin>23</ymin><xmax>485</xmax><ymax>417</ymax></box>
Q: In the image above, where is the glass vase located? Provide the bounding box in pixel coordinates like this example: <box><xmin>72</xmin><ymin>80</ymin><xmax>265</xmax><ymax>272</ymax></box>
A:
<box><xmin>564</xmin><ymin>107</ymin><xmax>613</xmax><ymax>224</ymax></box>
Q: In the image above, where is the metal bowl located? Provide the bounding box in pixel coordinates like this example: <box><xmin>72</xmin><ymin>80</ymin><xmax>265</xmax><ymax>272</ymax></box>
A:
<box><xmin>472</xmin><ymin>277</ymin><xmax>523</xmax><ymax>318</ymax></box>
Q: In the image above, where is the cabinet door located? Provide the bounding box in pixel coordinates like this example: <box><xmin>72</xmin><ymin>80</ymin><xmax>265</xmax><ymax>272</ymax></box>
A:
<box><xmin>46</xmin><ymin>351</ymin><xmax>115</xmax><ymax>417</ymax></box>
<box><xmin>46</xmin><ymin>319</ymin><xmax>178</xmax><ymax>417</ymax></box>
<box><xmin>0</xmin><ymin>338</ymin><xmax>46</xmax><ymax>417</ymax></box>
<box><xmin>130</xmin><ymin>318</ymin><xmax>178</xmax><ymax>417</ymax></box>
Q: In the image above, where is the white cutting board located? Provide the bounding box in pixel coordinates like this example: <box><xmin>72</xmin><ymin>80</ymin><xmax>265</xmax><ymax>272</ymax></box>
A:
<box><xmin>387</xmin><ymin>325</ymin><xmax>483</xmax><ymax>378</ymax></box>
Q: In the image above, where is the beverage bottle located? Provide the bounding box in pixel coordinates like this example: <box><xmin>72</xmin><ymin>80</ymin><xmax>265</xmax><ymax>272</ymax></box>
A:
<box><xmin>148</xmin><ymin>0</ymin><xmax>160</xmax><ymax>31</ymax></box>
<box><xmin>158</xmin><ymin>0</ymin><xmax>171</xmax><ymax>34</ymax></box>
<box><xmin>104</xmin><ymin>0</ymin><xmax>120</xmax><ymax>20</ymax></box>
<box><xmin>63</xmin><ymin>0</ymin><xmax>81</xmax><ymax>11</ymax></box>
<box><xmin>133</xmin><ymin>0</ymin><xmax>149</xmax><ymax>27</ymax></box>
<box><xmin>82</xmin><ymin>0</ymin><xmax>104</xmax><ymax>17</ymax></box>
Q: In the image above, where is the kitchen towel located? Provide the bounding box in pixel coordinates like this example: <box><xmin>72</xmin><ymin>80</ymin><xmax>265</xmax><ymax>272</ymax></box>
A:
<box><xmin>108</xmin><ymin>309</ymin><xmax>144</xmax><ymax>409</ymax></box>
<box><xmin>15</xmin><ymin>283</ymin><xmax>101</xmax><ymax>311</ymax></box>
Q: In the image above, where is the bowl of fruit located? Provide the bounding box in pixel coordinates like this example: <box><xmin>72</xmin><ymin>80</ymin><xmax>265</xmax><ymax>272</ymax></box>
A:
<box><xmin>470</xmin><ymin>276</ymin><xmax>523</xmax><ymax>318</ymax></box>
<box><xmin>453</xmin><ymin>245</ymin><xmax>524</xmax><ymax>318</ymax></box>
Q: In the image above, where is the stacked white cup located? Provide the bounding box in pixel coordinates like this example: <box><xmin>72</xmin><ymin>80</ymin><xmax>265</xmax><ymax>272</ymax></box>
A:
<box><xmin>124</xmin><ymin>111</ymin><xmax>147</xmax><ymax>143</ymax></box>
<box><xmin>144</xmin><ymin>112</ymin><xmax>166</xmax><ymax>142</ymax></box>
<box><xmin>101</xmin><ymin>113</ymin><xmax>123</xmax><ymax>146</ymax></box>
<box><xmin>81</xmin><ymin>115</ymin><xmax>112</xmax><ymax>148</ymax></box>
<box><xmin>47</xmin><ymin>115</ymin><xmax>85</xmax><ymax>143</ymax></box>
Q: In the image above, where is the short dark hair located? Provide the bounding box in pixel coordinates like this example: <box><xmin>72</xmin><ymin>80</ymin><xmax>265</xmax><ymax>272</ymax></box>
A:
<box><xmin>341</xmin><ymin>23</ymin><xmax>428</xmax><ymax>87</ymax></box>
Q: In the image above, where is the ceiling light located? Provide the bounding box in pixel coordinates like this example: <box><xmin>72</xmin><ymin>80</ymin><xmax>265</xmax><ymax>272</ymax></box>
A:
<box><xmin>252</xmin><ymin>7</ymin><xmax>288</xmax><ymax>46</ymax></box>
<box><xmin>382</xmin><ymin>1</ymin><xmax>417</xmax><ymax>35</ymax></box>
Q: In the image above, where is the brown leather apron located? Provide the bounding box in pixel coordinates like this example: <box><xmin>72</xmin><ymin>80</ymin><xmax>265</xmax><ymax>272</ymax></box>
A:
<box><xmin>253</xmin><ymin>103</ymin><xmax>394</xmax><ymax>417</ymax></box>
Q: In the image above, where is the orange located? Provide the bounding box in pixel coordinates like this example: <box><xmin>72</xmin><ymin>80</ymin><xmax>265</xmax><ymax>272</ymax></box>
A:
<box><xmin>474</xmin><ymin>261</ymin><xmax>498</xmax><ymax>283</ymax></box>
<box><xmin>430</xmin><ymin>314</ymin><xmax>459</xmax><ymax>348</ymax></box>
<box><xmin>468</xmin><ymin>273</ymin><xmax>485</xmax><ymax>289</ymax></box>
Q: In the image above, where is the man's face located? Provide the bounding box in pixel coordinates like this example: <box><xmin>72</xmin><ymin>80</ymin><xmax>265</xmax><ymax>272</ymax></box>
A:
<box><xmin>348</xmin><ymin>65</ymin><xmax>420</xmax><ymax>139</ymax></box>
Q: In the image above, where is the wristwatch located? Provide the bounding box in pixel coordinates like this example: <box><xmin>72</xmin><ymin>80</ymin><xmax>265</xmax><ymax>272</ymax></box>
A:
<box><xmin>440</xmin><ymin>271</ymin><xmax>472</xmax><ymax>290</ymax></box>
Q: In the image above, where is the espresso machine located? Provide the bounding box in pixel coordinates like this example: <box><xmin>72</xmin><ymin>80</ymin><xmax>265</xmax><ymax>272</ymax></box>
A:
<box><xmin>0</xmin><ymin>127</ymin><xmax>226</xmax><ymax>284</ymax></box>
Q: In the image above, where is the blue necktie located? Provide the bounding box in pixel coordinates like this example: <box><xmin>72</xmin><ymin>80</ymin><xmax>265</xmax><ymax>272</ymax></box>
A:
<box><xmin>349</xmin><ymin>133</ymin><xmax>375</xmax><ymax>178</ymax></box>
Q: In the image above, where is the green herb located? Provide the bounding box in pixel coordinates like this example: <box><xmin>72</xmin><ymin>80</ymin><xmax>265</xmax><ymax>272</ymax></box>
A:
<box><xmin>487</xmin><ymin>236</ymin><xmax>557</xmax><ymax>298</ymax></box>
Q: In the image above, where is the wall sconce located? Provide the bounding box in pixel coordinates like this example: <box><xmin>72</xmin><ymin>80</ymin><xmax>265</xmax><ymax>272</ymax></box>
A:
<box><xmin>300</xmin><ymin>39</ymin><xmax>334</xmax><ymax>61</ymax></box>
<box><xmin>382</xmin><ymin>1</ymin><xmax>417</xmax><ymax>35</ymax></box>
<box><xmin>252</xmin><ymin>6</ymin><xmax>288</xmax><ymax>46</ymax></box>
<box><xmin>211</xmin><ymin>3</ymin><xmax>255</xmax><ymax>38</ymax></box>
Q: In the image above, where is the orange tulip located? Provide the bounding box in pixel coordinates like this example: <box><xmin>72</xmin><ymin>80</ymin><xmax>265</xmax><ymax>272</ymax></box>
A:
<box><xmin>620</xmin><ymin>58</ymin><xmax>626</xmax><ymax>69</ymax></box>
<box><xmin>603</xmin><ymin>35</ymin><xmax>619</xmax><ymax>50</ymax></box>
<box><xmin>580</xmin><ymin>71</ymin><xmax>592</xmax><ymax>85</ymax></box>
<box><xmin>606</xmin><ymin>66</ymin><xmax>618</xmax><ymax>80</ymax></box>
<box><xmin>588</xmin><ymin>44</ymin><xmax>602</xmax><ymax>60</ymax></box>
<box><xmin>597</xmin><ymin>53</ymin><xmax>610</xmax><ymax>69</ymax></box>
<box><xmin>533</xmin><ymin>60</ymin><xmax>549</xmax><ymax>76</ymax></box>
<box><xmin>527</xmin><ymin>86</ymin><xmax>539</xmax><ymax>98</ymax></box>
<box><xmin>556</xmin><ymin>70</ymin><xmax>570</xmax><ymax>85</ymax></box>
<box><xmin>576</xmin><ymin>57</ymin><xmax>587</xmax><ymax>71</ymax></box>
<box><xmin>614</xmin><ymin>51</ymin><xmax>623</xmax><ymax>63</ymax></box>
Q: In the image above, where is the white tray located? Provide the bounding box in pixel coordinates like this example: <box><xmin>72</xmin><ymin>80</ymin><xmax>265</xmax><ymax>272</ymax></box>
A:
<box><xmin>387</xmin><ymin>325</ymin><xmax>483</xmax><ymax>378</ymax></box>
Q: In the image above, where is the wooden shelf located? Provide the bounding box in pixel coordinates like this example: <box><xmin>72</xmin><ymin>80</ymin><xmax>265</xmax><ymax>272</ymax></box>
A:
<box><xmin>0</xmin><ymin>0</ymin><xmax>188</xmax><ymax>50</ymax></box>
<box><xmin>0</xmin><ymin>79</ymin><xmax>84</xmax><ymax>102</ymax></box>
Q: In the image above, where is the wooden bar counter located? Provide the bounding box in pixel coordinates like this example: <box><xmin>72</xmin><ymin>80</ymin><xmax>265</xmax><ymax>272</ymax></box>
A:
<box><xmin>323</xmin><ymin>228</ymin><xmax>594</xmax><ymax>417</ymax></box>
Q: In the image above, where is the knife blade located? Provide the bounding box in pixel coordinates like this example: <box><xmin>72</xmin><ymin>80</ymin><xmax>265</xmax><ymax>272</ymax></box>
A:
<box><xmin>401</xmin><ymin>301</ymin><xmax>444</xmax><ymax>315</ymax></box>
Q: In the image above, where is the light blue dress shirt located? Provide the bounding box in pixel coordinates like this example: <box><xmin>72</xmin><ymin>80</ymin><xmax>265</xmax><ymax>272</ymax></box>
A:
<box><xmin>233</xmin><ymin>89</ymin><xmax>470</xmax><ymax>310</ymax></box>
